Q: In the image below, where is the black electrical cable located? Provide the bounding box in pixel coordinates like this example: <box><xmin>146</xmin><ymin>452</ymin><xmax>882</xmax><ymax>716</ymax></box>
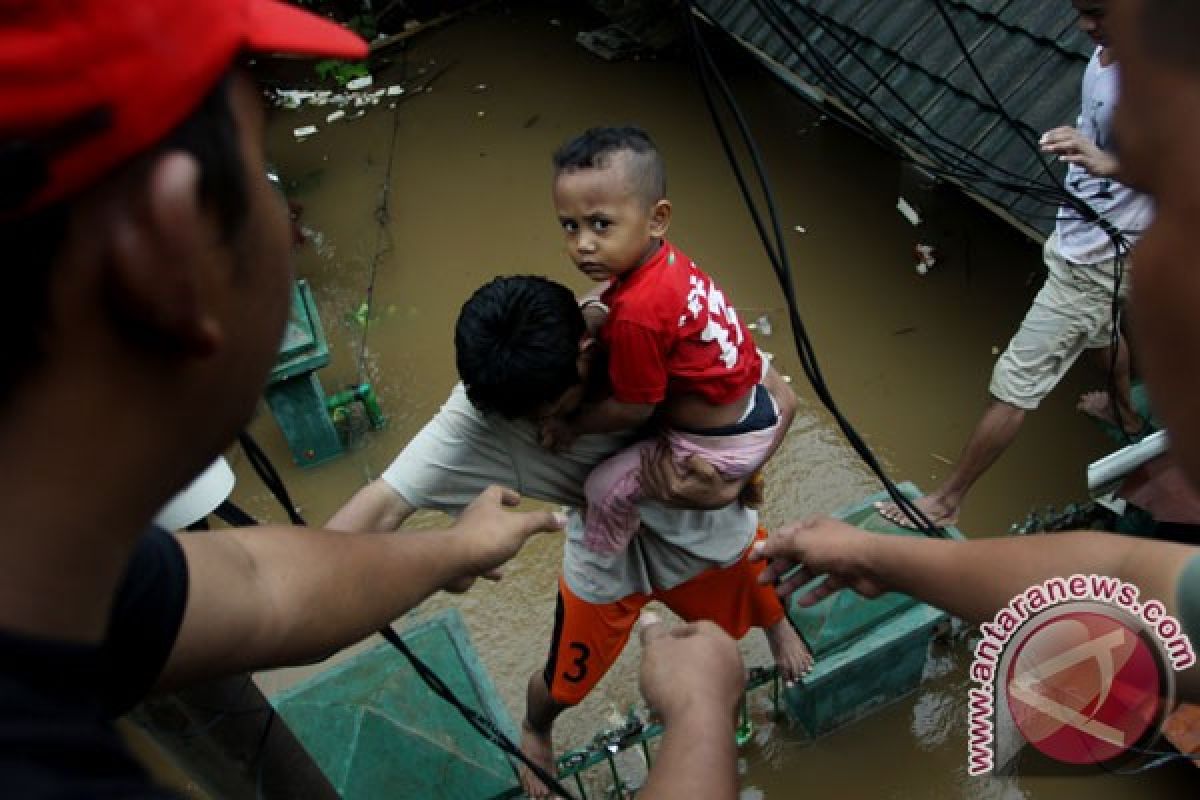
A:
<box><xmin>684</xmin><ymin>4</ymin><xmax>940</xmax><ymax>534</ymax></box>
<box><xmin>752</xmin><ymin>0</ymin><xmax>1068</xmax><ymax>199</ymax></box>
<box><xmin>238</xmin><ymin>432</ymin><xmax>304</xmax><ymax>525</ymax></box>
<box><xmin>747</xmin><ymin>0</ymin><xmax>1084</xmax><ymax>212</ymax></box>
<box><xmin>236</xmin><ymin>431</ymin><xmax>578</xmax><ymax>799</ymax></box>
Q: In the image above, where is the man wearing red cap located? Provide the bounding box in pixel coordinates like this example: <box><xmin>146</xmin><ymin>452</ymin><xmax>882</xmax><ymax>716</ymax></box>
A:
<box><xmin>0</xmin><ymin>1</ymin><xmax>743</xmax><ymax>796</ymax></box>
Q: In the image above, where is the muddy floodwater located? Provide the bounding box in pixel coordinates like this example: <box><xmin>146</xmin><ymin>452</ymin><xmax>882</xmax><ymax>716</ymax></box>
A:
<box><xmin>235</xmin><ymin>4</ymin><xmax>1194</xmax><ymax>798</ymax></box>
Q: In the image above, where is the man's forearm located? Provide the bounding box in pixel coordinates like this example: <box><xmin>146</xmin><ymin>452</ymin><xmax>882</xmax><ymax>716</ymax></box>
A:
<box><xmin>248</xmin><ymin>526</ymin><xmax>468</xmax><ymax>659</ymax></box>
<box><xmin>326</xmin><ymin>478</ymin><xmax>415</xmax><ymax>533</ymax></box>
<box><xmin>865</xmin><ymin>531</ymin><xmax>1190</xmax><ymax>625</ymax></box>
<box><xmin>640</xmin><ymin>705</ymin><xmax>737</xmax><ymax>800</ymax></box>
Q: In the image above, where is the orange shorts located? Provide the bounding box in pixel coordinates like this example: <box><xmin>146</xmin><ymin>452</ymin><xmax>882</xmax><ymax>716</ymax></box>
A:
<box><xmin>543</xmin><ymin>527</ymin><xmax>786</xmax><ymax>706</ymax></box>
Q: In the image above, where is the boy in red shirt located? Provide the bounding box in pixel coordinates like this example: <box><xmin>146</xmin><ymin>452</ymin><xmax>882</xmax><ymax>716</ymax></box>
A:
<box><xmin>543</xmin><ymin>127</ymin><xmax>790</xmax><ymax>558</ymax></box>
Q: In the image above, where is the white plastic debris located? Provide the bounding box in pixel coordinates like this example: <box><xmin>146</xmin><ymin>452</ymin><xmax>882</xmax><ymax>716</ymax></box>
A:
<box><xmin>754</xmin><ymin>315</ymin><xmax>772</xmax><ymax>336</ymax></box>
<box><xmin>293</xmin><ymin>125</ymin><xmax>318</xmax><ymax>139</ymax></box>
<box><xmin>386</xmin><ymin>85</ymin><xmax>405</xmax><ymax>96</ymax></box>
<box><xmin>472</xmin><ymin>83</ymin><xmax>489</xmax><ymax>93</ymax></box>
<box><xmin>896</xmin><ymin>196</ymin><xmax>922</xmax><ymax>227</ymax></box>
<box><xmin>914</xmin><ymin>243</ymin><xmax>937</xmax><ymax>276</ymax></box>
<box><xmin>476</xmin><ymin>110</ymin><xmax>486</xmax><ymax>118</ymax></box>
<box><xmin>782</xmin><ymin>375</ymin><xmax>793</xmax><ymax>384</ymax></box>
<box><xmin>345</xmin><ymin>75</ymin><xmax>373</xmax><ymax>91</ymax></box>
<box><xmin>325</xmin><ymin>110</ymin><xmax>345</xmax><ymax>123</ymax></box>
<box><xmin>793</xmin><ymin>225</ymin><xmax>806</xmax><ymax>234</ymax></box>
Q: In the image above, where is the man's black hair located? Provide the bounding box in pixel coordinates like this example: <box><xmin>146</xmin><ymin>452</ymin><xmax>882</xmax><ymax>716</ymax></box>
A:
<box><xmin>0</xmin><ymin>73</ymin><xmax>247</xmax><ymax>407</ymax></box>
<box><xmin>552</xmin><ymin>126</ymin><xmax>666</xmax><ymax>206</ymax></box>
<box><xmin>455</xmin><ymin>276</ymin><xmax>586</xmax><ymax>419</ymax></box>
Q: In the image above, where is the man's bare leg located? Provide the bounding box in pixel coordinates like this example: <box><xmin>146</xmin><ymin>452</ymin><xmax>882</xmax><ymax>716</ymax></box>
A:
<box><xmin>519</xmin><ymin>670</ymin><xmax>567</xmax><ymax>799</ymax></box>
<box><xmin>1078</xmin><ymin>337</ymin><xmax>1144</xmax><ymax>435</ymax></box>
<box><xmin>762</xmin><ymin>618</ymin><xmax>813</xmax><ymax>684</ymax></box>
<box><xmin>877</xmin><ymin>399</ymin><xmax>1026</xmax><ymax>528</ymax></box>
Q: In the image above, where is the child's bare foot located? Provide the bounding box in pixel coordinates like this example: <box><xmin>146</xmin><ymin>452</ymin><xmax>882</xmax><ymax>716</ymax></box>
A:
<box><xmin>518</xmin><ymin>719</ymin><xmax>557</xmax><ymax>799</ymax></box>
<box><xmin>765</xmin><ymin>618</ymin><xmax>814</xmax><ymax>685</ymax></box>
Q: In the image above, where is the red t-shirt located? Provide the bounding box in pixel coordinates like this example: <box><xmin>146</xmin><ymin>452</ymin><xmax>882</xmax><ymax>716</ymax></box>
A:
<box><xmin>599</xmin><ymin>240</ymin><xmax>762</xmax><ymax>405</ymax></box>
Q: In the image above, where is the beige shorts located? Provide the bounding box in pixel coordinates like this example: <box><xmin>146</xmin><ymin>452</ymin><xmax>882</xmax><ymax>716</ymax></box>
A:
<box><xmin>989</xmin><ymin>233</ymin><xmax>1129</xmax><ymax>411</ymax></box>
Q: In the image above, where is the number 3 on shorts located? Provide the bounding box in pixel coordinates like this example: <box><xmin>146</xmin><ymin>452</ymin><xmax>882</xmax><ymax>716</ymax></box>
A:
<box><xmin>561</xmin><ymin>642</ymin><xmax>591</xmax><ymax>683</ymax></box>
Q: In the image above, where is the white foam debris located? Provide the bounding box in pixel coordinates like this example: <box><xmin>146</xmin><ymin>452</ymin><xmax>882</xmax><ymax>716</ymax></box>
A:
<box><xmin>293</xmin><ymin>125</ymin><xmax>318</xmax><ymax>139</ymax></box>
<box><xmin>386</xmin><ymin>85</ymin><xmax>405</xmax><ymax>96</ymax></box>
<box><xmin>345</xmin><ymin>75</ymin><xmax>374</xmax><ymax>91</ymax></box>
<box><xmin>896</xmin><ymin>196</ymin><xmax>922</xmax><ymax>226</ymax></box>
<box><xmin>325</xmin><ymin>110</ymin><xmax>345</xmax><ymax>123</ymax></box>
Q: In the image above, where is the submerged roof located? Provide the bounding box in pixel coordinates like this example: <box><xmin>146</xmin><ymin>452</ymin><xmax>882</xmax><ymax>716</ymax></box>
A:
<box><xmin>694</xmin><ymin>0</ymin><xmax>1095</xmax><ymax>238</ymax></box>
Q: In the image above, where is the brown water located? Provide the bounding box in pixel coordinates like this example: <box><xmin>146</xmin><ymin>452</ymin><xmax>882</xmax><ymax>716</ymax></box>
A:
<box><xmin>239</xmin><ymin>3</ymin><xmax>1194</xmax><ymax>797</ymax></box>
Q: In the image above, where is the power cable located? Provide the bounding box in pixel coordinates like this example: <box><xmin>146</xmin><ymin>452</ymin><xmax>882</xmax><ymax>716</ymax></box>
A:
<box><xmin>684</xmin><ymin>3</ymin><xmax>940</xmax><ymax>534</ymax></box>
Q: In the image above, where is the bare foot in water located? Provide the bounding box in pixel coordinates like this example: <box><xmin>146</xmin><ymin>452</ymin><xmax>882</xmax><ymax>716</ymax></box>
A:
<box><xmin>1077</xmin><ymin>390</ymin><xmax>1145</xmax><ymax>436</ymax></box>
<box><xmin>874</xmin><ymin>494</ymin><xmax>958</xmax><ymax>531</ymax></box>
<box><xmin>518</xmin><ymin>719</ymin><xmax>557</xmax><ymax>799</ymax></box>
<box><xmin>765</xmin><ymin>618</ymin><xmax>814</xmax><ymax>685</ymax></box>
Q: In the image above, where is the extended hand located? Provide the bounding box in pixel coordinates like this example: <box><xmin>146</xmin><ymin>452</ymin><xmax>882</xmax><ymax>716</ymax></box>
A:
<box><xmin>638</xmin><ymin>614</ymin><xmax>743</xmax><ymax>723</ymax></box>
<box><xmin>751</xmin><ymin>516</ymin><xmax>888</xmax><ymax>605</ymax></box>
<box><xmin>1040</xmin><ymin>126</ymin><xmax>1118</xmax><ymax>177</ymax></box>
<box><xmin>640</xmin><ymin>440</ymin><xmax>743</xmax><ymax>509</ymax></box>
<box><xmin>446</xmin><ymin>486</ymin><xmax>565</xmax><ymax>588</ymax></box>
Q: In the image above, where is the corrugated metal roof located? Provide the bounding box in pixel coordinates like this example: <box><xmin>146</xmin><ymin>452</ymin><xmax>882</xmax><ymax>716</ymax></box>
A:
<box><xmin>694</xmin><ymin>0</ymin><xmax>1095</xmax><ymax>238</ymax></box>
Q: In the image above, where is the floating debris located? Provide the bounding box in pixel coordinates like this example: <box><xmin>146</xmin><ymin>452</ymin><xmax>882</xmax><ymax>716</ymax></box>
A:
<box><xmin>476</xmin><ymin>110</ymin><xmax>486</xmax><ymax>118</ymax></box>
<box><xmin>793</xmin><ymin>225</ymin><xmax>807</xmax><ymax>234</ymax></box>
<box><xmin>325</xmin><ymin>110</ymin><xmax>345</xmax><ymax>124</ymax></box>
<box><xmin>914</xmin><ymin>243</ymin><xmax>937</xmax><ymax>275</ymax></box>
<box><xmin>523</xmin><ymin>113</ymin><xmax>541</xmax><ymax>129</ymax></box>
<box><xmin>471</xmin><ymin>82</ymin><xmax>489</xmax><ymax>93</ymax></box>
<box><xmin>576</xmin><ymin>25</ymin><xmax>643</xmax><ymax>61</ymax></box>
<box><xmin>991</xmin><ymin>345</ymin><xmax>1001</xmax><ymax>356</ymax></box>
<box><xmin>782</xmin><ymin>375</ymin><xmax>793</xmax><ymax>384</ymax></box>
<box><xmin>293</xmin><ymin>125</ymin><xmax>318</xmax><ymax>140</ymax></box>
<box><xmin>747</xmin><ymin>315</ymin><xmax>772</xmax><ymax>336</ymax></box>
<box><xmin>896</xmin><ymin>196</ymin><xmax>922</xmax><ymax>227</ymax></box>
<box><xmin>345</xmin><ymin>75</ymin><xmax>373</xmax><ymax>91</ymax></box>
<box><xmin>386</xmin><ymin>85</ymin><xmax>405</xmax><ymax>96</ymax></box>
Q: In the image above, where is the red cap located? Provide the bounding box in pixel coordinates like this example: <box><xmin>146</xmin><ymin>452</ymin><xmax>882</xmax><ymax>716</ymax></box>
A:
<box><xmin>0</xmin><ymin>0</ymin><xmax>368</xmax><ymax>214</ymax></box>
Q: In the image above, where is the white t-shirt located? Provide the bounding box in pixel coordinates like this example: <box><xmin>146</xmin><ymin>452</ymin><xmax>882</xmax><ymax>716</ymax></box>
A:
<box><xmin>1055</xmin><ymin>48</ymin><xmax>1153</xmax><ymax>264</ymax></box>
<box><xmin>380</xmin><ymin>383</ymin><xmax>757</xmax><ymax>604</ymax></box>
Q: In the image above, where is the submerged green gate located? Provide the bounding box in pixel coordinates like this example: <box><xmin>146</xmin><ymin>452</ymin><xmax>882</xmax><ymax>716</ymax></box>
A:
<box><xmin>272</xmin><ymin>610</ymin><xmax>519</xmax><ymax>798</ymax></box>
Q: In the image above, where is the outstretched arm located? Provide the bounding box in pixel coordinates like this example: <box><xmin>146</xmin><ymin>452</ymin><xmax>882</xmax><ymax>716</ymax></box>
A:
<box><xmin>753</xmin><ymin>517</ymin><xmax>1199</xmax><ymax>698</ymax></box>
<box><xmin>158</xmin><ymin>487</ymin><xmax>563</xmax><ymax>689</ymax></box>
<box><xmin>637</xmin><ymin>615</ymin><xmax>742</xmax><ymax>800</ymax></box>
